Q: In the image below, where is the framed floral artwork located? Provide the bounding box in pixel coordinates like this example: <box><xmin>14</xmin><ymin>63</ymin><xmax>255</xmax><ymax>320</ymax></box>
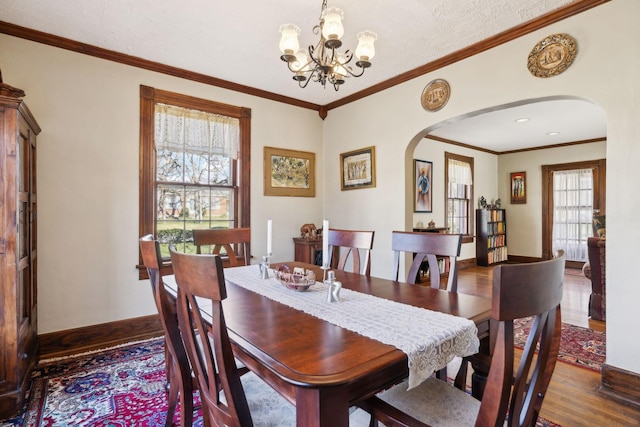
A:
<box><xmin>264</xmin><ymin>146</ymin><xmax>315</xmax><ymax>197</ymax></box>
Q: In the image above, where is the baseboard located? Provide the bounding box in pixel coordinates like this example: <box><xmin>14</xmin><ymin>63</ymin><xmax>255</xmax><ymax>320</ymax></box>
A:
<box><xmin>458</xmin><ymin>258</ymin><xmax>477</xmax><ymax>270</ymax></box>
<box><xmin>507</xmin><ymin>255</ymin><xmax>542</xmax><ymax>263</ymax></box>
<box><xmin>38</xmin><ymin>314</ymin><xmax>163</xmax><ymax>360</ymax></box>
<box><xmin>601</xmin><ymin>364</ymin><xmax>640</xmax><ymax>409</ymax></box>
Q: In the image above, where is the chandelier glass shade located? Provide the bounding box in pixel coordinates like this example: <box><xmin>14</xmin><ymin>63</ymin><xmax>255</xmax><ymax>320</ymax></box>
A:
<box><xmin>279</xmin><ymin>0</ymin><xmax>377</xmax><ymax>91</ymax></box>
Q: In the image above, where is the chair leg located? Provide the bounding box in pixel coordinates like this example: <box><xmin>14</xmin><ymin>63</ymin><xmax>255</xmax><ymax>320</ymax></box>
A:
<box><xmin>435</xmin><ymin>366</ymin><xmax>447</xmax><ymax>381</ymax></box>
<box><xmin>165</xmin><ymin>345</ymin><xmax>173</xmax><ymax>392</ymax></box>
<box><xmin>454</xmin><ymin>358</ymin><xmax>469</xmax><ymax>391</ymax></box>
<box><xmin>165</xmin><ymin>357</ymin><xmax>179</xmax><ymax>427</ymax></box>
<box><xmin>165</xmin><ymin>355</ymin><xmax>195</xmax><ymax>427</ymax></box>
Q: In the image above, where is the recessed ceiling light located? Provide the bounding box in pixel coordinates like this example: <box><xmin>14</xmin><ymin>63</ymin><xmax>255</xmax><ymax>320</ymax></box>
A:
<box><xmin>514</xmin><ymin>118</ymin><xmax>529</xmax><ymax>123</ymax></box>
<box><xmin>546</xmin><ymin>132</ymin><xmax>560</xmax><ymax>136</ymax></box>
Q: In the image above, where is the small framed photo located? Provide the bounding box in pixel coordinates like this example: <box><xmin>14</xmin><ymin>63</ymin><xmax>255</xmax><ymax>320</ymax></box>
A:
<box><xmin>340</xmin><ymin>146</ymin><xmax>376</xmax><ymax>191</ymax></box>
<box><xmin>510</xmin><ymin>171</ymin><xmax>526</xmax><ymax>204</ymax></box>
<box><xmin>414</xmin><ymin>159</ymin><xmax>433</xmax><ymax>212</ymax></box>
<box><xmin>264</xmin><ymin>146</ymin><xmax>315</xmax><ymax>197</ymax></box>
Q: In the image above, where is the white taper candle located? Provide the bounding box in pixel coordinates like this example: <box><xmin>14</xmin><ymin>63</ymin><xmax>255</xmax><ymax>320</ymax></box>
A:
<box><xmin>322</xmin><ymin>219</ymin><xmax>329</xmax><ymax>266</ymax></box>
<box><xmin>267</xmin><ymin>219</ymin><xmax>272</xmax><ymax>255</ymax></box>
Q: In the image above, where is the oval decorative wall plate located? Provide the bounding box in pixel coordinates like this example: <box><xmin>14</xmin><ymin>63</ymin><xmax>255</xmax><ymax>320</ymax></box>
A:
<box><xmin>421</xmin><ymin>79</ymin><xmax>450</xmax><ymax>112</ymax></box>
<box><xmin>527</xmin><ymin>33</ymin><xmax>577</xmax><ymax>78</ymax></box>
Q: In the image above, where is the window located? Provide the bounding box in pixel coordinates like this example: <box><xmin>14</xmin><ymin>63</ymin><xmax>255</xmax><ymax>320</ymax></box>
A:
<box><xmin>139</xmin><ymin>86</ymin><xmax>250</xmax><ymax>275</ymax></box>
<box><xmin>552</xmin><ymin>169</ymin><xmax>593</xmax><ymax>262</ymax></box>
<box><xmin>445</xmin><ymin>152</ymin><xmax>474</xmax><ymax>241</ymax></box>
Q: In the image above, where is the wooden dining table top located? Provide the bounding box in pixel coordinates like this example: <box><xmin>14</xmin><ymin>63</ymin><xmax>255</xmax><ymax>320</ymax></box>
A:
<box><xmin>211</xmin><ymin>261</ymin><xmax>492</xmax><ymax>427</ymax></box>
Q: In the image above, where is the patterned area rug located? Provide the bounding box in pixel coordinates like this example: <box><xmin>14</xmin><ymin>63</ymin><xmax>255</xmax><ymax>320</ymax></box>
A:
<box><xmin>2</xmin><ymin>337</ymin><xmax>563</xmax><ymax>426</ymax></box>
<box><xmin>514</xmin><ymin>317</ymin><xmax>606</xmax><ymax>372</ymax></box>
<box><xmin>1</xmin><ymin>337</ymin><xmax>202</xmax><ymax>427</ymax></box>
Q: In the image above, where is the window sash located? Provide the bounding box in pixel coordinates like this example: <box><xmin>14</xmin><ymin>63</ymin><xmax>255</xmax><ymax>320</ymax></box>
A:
<box><xmin>139</xmin><ymin>86</ymin><xmax>250</xmax><ymax>277</ymax></box>
<box><xmin>445</xmin><ymin>152</ymin><xmax>474</xmax><ymax>238</ymax></box>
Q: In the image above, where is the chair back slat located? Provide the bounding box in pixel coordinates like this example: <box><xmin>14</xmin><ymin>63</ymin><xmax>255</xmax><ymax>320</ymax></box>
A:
<box><xmin>478</xmin><ymin>251</ymin><xmax>565</xmax><ymax>426</ymax></box>
<box><xmin>391</xmin><ymin>231</ymin><xmax>462</xmax><ymax>291</ymax></box>
<box><xmin>193</xmin><ymin>228</ymin><xmax>251</xmax><ymax>267</ymax></box>
<box><xmin>170</xmin><ymin>246</ymin><xmax>253</xmax><ymax>427</ymax></box>
<box><xmin>139</xmin><ymin>235</ymin><xmax>194</xmax><ymax>427</ymax></box>
<box><xmin>328</xmin><ymin>229</ymin><xmax>375</xmax><ymax>276</ymax></box>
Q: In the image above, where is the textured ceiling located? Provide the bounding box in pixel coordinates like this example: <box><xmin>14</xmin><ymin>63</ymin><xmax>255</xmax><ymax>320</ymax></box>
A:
<box><xmin>0</xmin><ymin>0</ymin><xmax>607</xmax><ymax>151</ymax></box>
<box><xmin>1</xmin><ymin>0</ymin><xmax>577</xmax><ymax>105</ymax></box>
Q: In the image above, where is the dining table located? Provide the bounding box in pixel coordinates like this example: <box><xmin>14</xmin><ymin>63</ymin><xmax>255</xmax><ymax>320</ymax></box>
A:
<box><xmin>165</xmin><ymin>261</ymin><xmax>491</xmax><ymax>427</ymax></box>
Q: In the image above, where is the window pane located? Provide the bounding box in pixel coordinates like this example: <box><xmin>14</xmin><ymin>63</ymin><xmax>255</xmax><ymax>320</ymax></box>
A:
<box><xmin>157</xmin><ymin>184</ymin><xmax>234</xmax><ymax>257</ymax></box>
<box><xmin>552</xmin><ymin>168</ymin><xmax>593</xmax><ymax>261</ymax></box>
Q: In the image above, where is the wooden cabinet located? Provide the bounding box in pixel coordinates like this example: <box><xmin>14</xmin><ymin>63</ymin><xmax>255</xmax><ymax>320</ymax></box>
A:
<box><xmin>476</xmin><ymin>208</ymin><xmax>507</xmax><ymax>266</ymax></box>
<box><xmin>293</xmin><ymin>237</ymin><xmax>324</xmax><ymax>266</ymax></box>
<box><xmin>0</xmin><ymin>89</ymin><xmax>41</xmax><ymax>418</ymax></box>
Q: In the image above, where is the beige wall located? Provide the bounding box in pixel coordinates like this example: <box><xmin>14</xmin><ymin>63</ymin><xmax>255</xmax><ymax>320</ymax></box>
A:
<box><xmin>499</xmin><ymin>141</ymin><xmax>606</xmax><ymax>258</ymax></box>
<box><xmin>322</xmin><ymin>0</ymin><xmax>640</xmax><ymax>375</ymax></box>
<box><xmin>1</xmin><ymin>0</ymin><xmax>638</xmax><ymax>377</ymax></box>
<box><xmin>0</xmin><ymin>34</ymin><xmax>324</xmax><ymax>333</ymax></box>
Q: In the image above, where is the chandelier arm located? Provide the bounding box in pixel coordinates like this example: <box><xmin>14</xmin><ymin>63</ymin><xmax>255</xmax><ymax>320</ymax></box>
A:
<box><xmin>340</xmin><ymin>64</ymin><xmax>366</xmax><ymax>78</ymax></box>
<box><xmin>298</xmin><ymin>74</ymin><xmax>314</xmax><ymax>89</ymax></box>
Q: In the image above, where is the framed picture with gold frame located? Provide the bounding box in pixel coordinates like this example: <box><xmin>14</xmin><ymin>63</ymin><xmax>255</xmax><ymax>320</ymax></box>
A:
<box><xmin>264</xmin><ymin>146</ymin><xmax>315</xmax><ymax>197</ymax></box>
<box><xmin>340</xmin><ymin>146</ymin><xmax>376</xmax><ymax>191</ymax></box>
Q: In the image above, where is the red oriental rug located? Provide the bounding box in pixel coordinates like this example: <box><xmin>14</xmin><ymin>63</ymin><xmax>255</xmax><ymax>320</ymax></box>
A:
<box><xmin>1</xmin><ymin>338</ymin><xmax>202</xmax><ymax>427</ymax></box>
<box><xmin>514</xmin><ymin>317</ymin><xmax>606</xmax><ymax>372</ymax></box>
<box><xmin>2</xmin><ymin>337</ymin><xmax>563</xmax><ymax>427</ymax></box>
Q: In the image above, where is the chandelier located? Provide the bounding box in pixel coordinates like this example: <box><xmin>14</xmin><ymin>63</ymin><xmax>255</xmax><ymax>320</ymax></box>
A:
<box><xmin>278</xmin><ymin>0</ymin><xmax>377</xmax><ymax>91</ymax></box>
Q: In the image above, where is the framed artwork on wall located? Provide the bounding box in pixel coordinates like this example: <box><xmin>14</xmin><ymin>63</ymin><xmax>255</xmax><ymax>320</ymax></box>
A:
<box><xmin>414</xmin><ymin>159</ymin><xmax>433</xmax><ymax>212</ymax></box>
<box><xmin>264</xmin><ymin>146</ymin><xmax>315</xmax><ymax>197</ymax></box>
<box><xmin>510</xmin><ymin>171</ymin><xmax>526</xmax><ymax>204</ymax></box>
<box><xmin>340</xmin><ymin>146</ymin><xmax>376</xmax><ymax>190</ymax></box>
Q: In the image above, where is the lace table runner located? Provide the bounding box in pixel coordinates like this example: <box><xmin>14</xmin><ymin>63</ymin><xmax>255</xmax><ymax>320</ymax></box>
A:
<box><xmin>221</xmin><ymin>265</ymin><xmax>479</xmax><ymax>389</ymax></box>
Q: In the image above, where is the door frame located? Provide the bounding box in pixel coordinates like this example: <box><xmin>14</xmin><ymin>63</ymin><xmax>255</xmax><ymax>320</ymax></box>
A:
<box><xmin>541</xmin><ymin>159</ymin><xmax>606</xmax><ymax>263</ymax></box>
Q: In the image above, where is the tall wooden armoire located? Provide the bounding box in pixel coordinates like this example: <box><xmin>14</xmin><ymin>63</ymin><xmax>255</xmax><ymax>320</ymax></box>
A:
<box><xmin>0</xmin><ymin>79</ymin><xmax>41</xmax><ymax>418</ymax></box>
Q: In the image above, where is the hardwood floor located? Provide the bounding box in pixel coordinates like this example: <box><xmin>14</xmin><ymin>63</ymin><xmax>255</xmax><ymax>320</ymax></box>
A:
<box><xmin>457</xmin><ymin>266</ymin><xmax>639</xmax><ymax>426</ymax></box>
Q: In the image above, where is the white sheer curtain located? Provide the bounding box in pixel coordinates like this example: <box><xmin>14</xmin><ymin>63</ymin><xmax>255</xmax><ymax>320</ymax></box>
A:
<box><xmin>154</xmin><ymin>103</ymin><xmax>239</xmax><ymax>159</ymax></box>
<box><xmin>447</xmin><ymin>159</ymin><xmax>472</xmax><ymax>234</ymax></box>
<box><xmin>448</xmin><ymin>159</ymin><xmax>472</xmax><ymax>185</ymax></box>
<box><xmin>552</xmin><ymin>168</ymin><xmax>593</xmax><ymax>261</ymax></box>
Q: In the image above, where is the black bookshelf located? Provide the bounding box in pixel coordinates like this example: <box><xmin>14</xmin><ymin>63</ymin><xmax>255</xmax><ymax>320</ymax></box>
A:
<box><xmin>476</xmin><ymin>208</ymin><xmax>507</xmax><ymax>266</ymax></box>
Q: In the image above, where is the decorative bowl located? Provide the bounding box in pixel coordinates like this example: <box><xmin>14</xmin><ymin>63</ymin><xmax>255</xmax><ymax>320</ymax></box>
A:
<box><xmin>275</xmin><ymin>265</ymin><xmax>315</xmax><ymax>292</ymax></box>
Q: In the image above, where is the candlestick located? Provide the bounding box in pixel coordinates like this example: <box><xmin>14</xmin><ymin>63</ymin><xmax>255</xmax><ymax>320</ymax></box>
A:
<box><xmin>267</xmin><ymin>219</ymin><xmax>272</xmax><ymax>256</ymax></box>
<box><xmin>322</xmin><ymin>219</ymin><xmax>329</xmax><ymax>267</ymax></box>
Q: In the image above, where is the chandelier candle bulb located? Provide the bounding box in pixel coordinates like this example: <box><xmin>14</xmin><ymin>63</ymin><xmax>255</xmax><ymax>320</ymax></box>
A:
<box><xmin>322</xmin><ymin>219</ymin><xmax>329</xmax><ymax>267</ymax></box>
<box><xmin>321</xmin><ymin>7</ymin><xmax>344</xmax><ymax>46</ymax></box>
<box><xmin>279</xmin><ymin>24</ymin><xmax>301</xmax><ymax>60</ymax></box>
<box><xmin>356</xmin><ymin>31</ymin><xmax>377</xmax><ymax>65</ymax></box>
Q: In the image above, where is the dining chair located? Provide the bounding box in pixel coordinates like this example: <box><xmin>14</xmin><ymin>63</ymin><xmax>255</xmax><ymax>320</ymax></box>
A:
<box><xmin>328</xmin><ymin>228</ymin><xmax>375</xmax><ymax>276</ymax></box>
<box><xmin>139</xmin><ymin>234</ymin><xmax>195</xmax><ymax>427</ymax></box>
<box><xmin>169</xmin><ymin>247</ymin><xmax>372</xmax><ymax>426</ymax></box>
<box><xmin>192</xmin><ymin>227</ymin><xmax>251</xmax><ymax>267</ymax></box>
<box><xmin>169</xmin><ymin>246</ymin><xmax>297</xmax><ymax>426</ymax></box>
<box><xmin>358</xmin><ymin>251</ymin><xmax>566</xmax><ymax>427</ymax></box>
<box><xmin>391</xmin><ymin>231</ymin><xmax>462</xmax><ymax>291</ymax></box>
